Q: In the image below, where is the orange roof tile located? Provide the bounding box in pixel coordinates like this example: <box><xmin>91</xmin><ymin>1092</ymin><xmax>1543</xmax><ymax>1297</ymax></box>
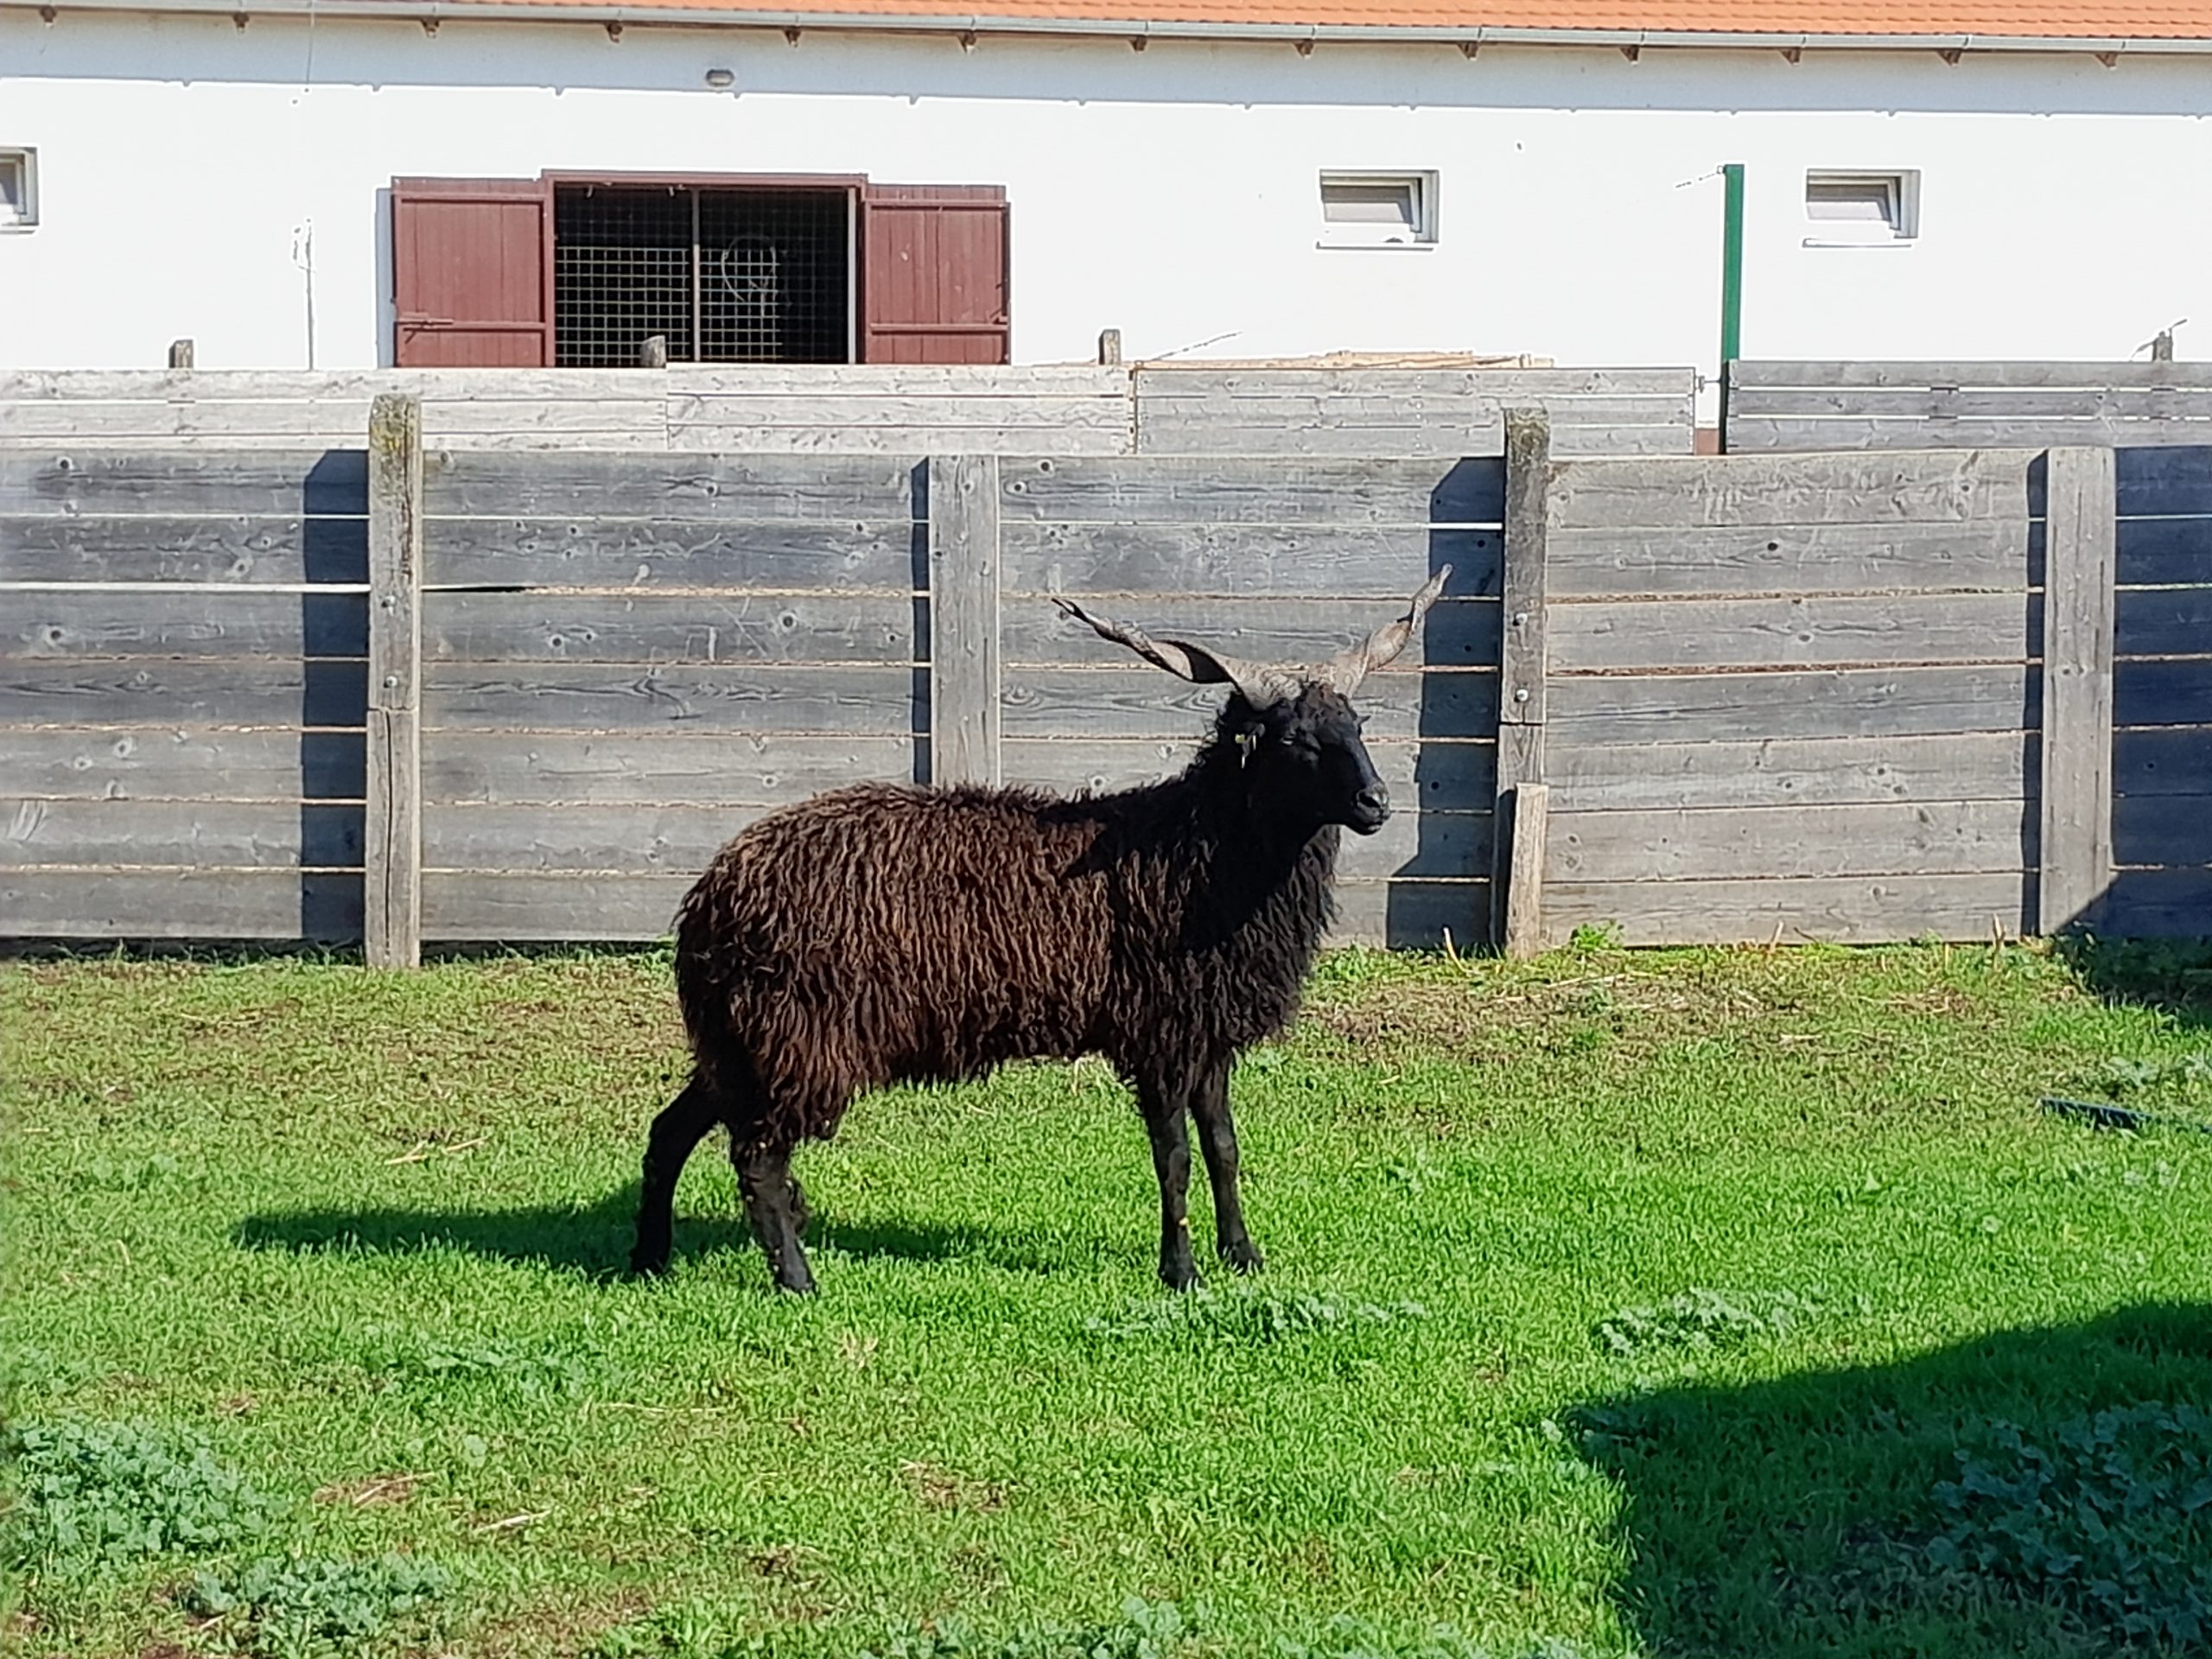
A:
<box><xmin>413</xmin><ymin>0</ymin><xmax>2212</xmax><ymax>39</ymax></box>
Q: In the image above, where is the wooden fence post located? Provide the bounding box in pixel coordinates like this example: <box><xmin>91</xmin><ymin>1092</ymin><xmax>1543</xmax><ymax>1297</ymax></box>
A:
<box><xmin>366</xmin><ymin>394</ymin><xmax>425</xmax><ymax>968</ymax></box>
<box><xmin>1097</xmin><ymin>327</ymin><xmax>1122</xmax><ymax>366</ymax></box>
<box><xmin>168</xmin><ymin>338</ymin><xmax>194</xmax><ymax>369</ymax></box>
<box><xmin>2037</xmin><ymin>445</ymin><xmax>2117</xmax><ymax>935</ymax></box>
<box><xmin>1493</xmin><ymin>407</ymin><xmax>1552</xmax><ymax>954</ymax></box>
<box><xmin>638</xmin><ymin>334</ymin><xmax>669</xmax><ymax>370</ymax></box>
<box><xmin>927</xmin><ymin>454</ymin><xmax>1001</xmax><ymax>786</ymax></box>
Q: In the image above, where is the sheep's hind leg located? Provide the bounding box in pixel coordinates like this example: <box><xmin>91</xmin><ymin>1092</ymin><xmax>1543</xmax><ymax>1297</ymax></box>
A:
<box><xmin>736</xmin><ymin>1141</ymin><xmax>816</xmax><ymax>1295</ymax></box>
<box><xmin>1135</xmin><ymin>1077</ymin><xmax>1201</xmax><ymax>1293</ymax></box>
<box><xmin>630</xmin><ymin>1075</ymin><xmax>721</xmax><ymax>1276</ymax></box>
<box><xmin>1192</xmin><ymin>1061</ymin><xmax>1263</xmax><ymax>1275</ymax></box>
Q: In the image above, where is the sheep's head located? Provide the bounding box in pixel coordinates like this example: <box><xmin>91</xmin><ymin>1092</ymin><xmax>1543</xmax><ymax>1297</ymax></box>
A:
<box><xmin>1051</xmin><ymin>567</ymin><xmax>1450</xmax><ymax>836</ymax></box>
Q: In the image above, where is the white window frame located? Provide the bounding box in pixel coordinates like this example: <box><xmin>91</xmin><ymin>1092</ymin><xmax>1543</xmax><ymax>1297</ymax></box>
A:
<box><xmin>1318</xmin><ymin>170</ymin><xmax>1437</xmax><ymax>251</ymax></box>
<box><xmin>0</xmin><ymin>148</ymin><xmax>38</xmax><ymax>232</ymax></box>
<box><xmin>1803</xmin><ymin>168</ymin><xmax>1919</xmax><ymax>248</ymax></box>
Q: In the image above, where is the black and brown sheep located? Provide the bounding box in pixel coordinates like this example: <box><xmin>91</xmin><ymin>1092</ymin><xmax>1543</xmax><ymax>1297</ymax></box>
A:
<box><xmin>629</xmin><ymin>569</ymin><xmax>1450</xmax><ymax>1293</ymax></box>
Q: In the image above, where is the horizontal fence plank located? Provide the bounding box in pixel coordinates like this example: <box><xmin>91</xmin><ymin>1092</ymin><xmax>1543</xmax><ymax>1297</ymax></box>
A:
<box><xmin>1547</xmin><ymin>664</ymin><xmax>2035</xmax><ymax>744</ymax></box>
<box><xmin>422</xmin><ymin>732</ymin><xmax>921</xmax><ymax>805</ymax></box>
<box><xmin>0</xmin><ymin>660</ymin><xmax>367</xmax><ymax>728</ymax></box>
<box><xmin>1544</xmin><ymin>872</ymin><xmax>2030</xmax><ymax>946</ymax></box>
<box><xmin>0</xmin><ymin>398</ymin><xmax>660</xmax><ymax>443</ymax></box>
<box><xmin>0</xmin><ymin>516</ymin><xmax>367</xmax><ymax>584</ymax></box>
<box><xmin>424</xmin><ymin>592</ymin><xmax>918</xmax><ymax>665</ymax></box>
<box><xmin>1732</xmin><ymin>360</ymin><xmax>2212</xmax><ymax>391</ymax></box>
<box><xmin>1547</xmin><ymin>800</ymin><xmax>2031</xmax><ymax>882</ymax></box>
<box><xmin>0</xmin><ymin>365</ymin><xmax>1129</xmax><ymax>401</ymax></box>
<box><xmin>998</xmin><ymin>456</ymin><xmax>1504</xmax><ymax>525</ymax></box>
<box><xmin>669</xmin><ymin>392</ymin><xmax>1130</xmax><ymax>430</ymax></box>
<box><xmin>2117</xmin><ymin>447</ymin><xmax>2212</xmax><ymax>517</ymax></box>
<box><xmin>2</xmin><ymin>590</ymin><xmax>367</xmax><ymax>660</ymax></box>
<box><xmin>422</xmin><ymin>664</ymin><xmax>922</xmax><ymax>736</ymax></box>
<box><xmin>423</xmin><ymin>518</ymin><xmax>920</xmax><ymax>592</ymax></box>
<box><xmin>423</xmin><ymin>870</ymin><xmax>693</xmax><ymax>940</ymax></box>
<box><xmin>1002</xmin><ymin>597</ymin><xmax>1498</xmax><ymax>671</ymax></box>
<box><xmin>1</xmin><ymin>798</ymin><xmax>361</xmax><ymax>868</ymax></box>
<box><xmin>1545</xmin><ymin>731</ymin><xmax>2031</xmax><ymax>812</ymax></box>
<box><xmin>998</xmin><ymin>667</ymin><xmax>1494</xmax><ymax>741</ymax></box>
<box><xmin>1132</xmin><ymin>366</ymin><xmax>1694</xmax><ymax>398</ymax></box>
<box><xmin>3</xmin><ymin>727</ymin><xmax>365</xmax><ymax>801</ymax></box>
<box><xmin>2115</xmin><ymin>517</ymin><xmax>2212</xmax><ymax>588</ymax></box>
<box><xmin>1726</xmin><ymin>416</ymin><xmax>2212</xmax><ymax>453</ymax></box>
<box><xmin>1551</xmin><ymin>451</ymin><xmax>2036</xmax><ymax>529</ymax></box>
<box><xmin>1547</xmin><ymin>521</ymin><xmax>2035</xmax><ymax>599</ymax></box>
<box><xmin>0</xmin><ymin>868</ymin><xmax>361</xmax><ymax>940</ymax></box>
<box><xmin>422</xmin><ymin>802</ymin><xmax>1491</xmax><ymax>880</ymax></box>
<box><xmin>1330</xmin><ymin>878</ymin><xmax>1491</xmax><ymax>950</ymax></box>
<box><xmin>2113</xmin><ymin>793</ymin><xmax>2212</xmax><ymax>871</ymax></box>
<box><xmin>668</xmin><ymin>423</ymin><xmax>1131</xmax><ymax>457</ymax></box>
<box><xmin>2099</xmin><ymin>869</ymin><xmax>2212</xmax><ymax>938</ymax></box>
<box><xmin>2113</xmin><ymin>726</ymin><xmax>2212</xmax><ymax>798</ymax></box>
<box><xmin>423</xmin><ymin>454</ymin><xmax>918</xmax><ymax>520</ymax></box>
<box><xmin>664</xmin><ymin>365</ymin><xmax>1130</xmax><ymax>397</ymax></box>
<box><xmin>1727</xmin><ymin>385</ymin><xmax>2212</xmax><ymax>421</ymax></box>
<box><xmin>0</xmin><ymin>450</ymin><xmax>367</xmax><ymax>516</ymax></box>
<box><xmin>420</xmin><ymin>868</ymin><xmax>1487</xmax><ymax>950</ymax></box>
<box><xmin>424</xmin><ymin>804</ymin><xmax>747</xmax><ymax>874</ymax></box>
<box><xmin>1548</xmin><ymin>592</ymin><xmax>2035</xmax><ymax>674</ymax></box>
<box><xmin>2116</xmin><ymin>659</ymin><xmax>2212</xmax><ymax>728</ymax></box>
<box><xmin>1135</xmin><ymin>419</ymin><xmax>1686</xmax><ymax>460</ymax></box>
<box><xmin>998</xmin><ymin>736</ymin><xmax>1497</xmax><ymax>812</ymax></box>
<box><xmin>1000</xmin><ymin>524</ymin><xmax>1496</xmax><ymax>599</ymax></box>
<box><xmin>2115</xmin><ymin>585</ymin><xmax>2212</xmax><ymax>659</ymax></box>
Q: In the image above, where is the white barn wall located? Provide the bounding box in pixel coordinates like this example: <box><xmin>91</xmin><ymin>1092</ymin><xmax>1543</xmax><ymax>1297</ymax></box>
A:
<box><xmin>3</xmin><ymin>9</ymin><xmax>2209</xmax><ymax>404</ymax></box>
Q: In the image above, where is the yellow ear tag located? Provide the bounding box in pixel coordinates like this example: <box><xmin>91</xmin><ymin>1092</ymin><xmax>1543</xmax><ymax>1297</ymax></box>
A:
<box><xmin>1236</xmin><ymin>728</ymin><xmax>1259</xmax><ymax>767</ymax></box>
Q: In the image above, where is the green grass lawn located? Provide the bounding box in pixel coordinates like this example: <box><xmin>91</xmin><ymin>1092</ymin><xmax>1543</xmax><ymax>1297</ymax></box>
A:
<box><xmin>6</xmin><ymin>937</ymin><xmax>2212</xmax><ymax>1659</ymax></box>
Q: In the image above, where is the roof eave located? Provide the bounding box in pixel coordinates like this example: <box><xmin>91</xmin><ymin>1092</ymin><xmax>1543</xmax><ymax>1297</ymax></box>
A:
<box><xmin>16</xmin><ymin>0</ymin><xmax>2212</xmax><ymax>53</ymax></box>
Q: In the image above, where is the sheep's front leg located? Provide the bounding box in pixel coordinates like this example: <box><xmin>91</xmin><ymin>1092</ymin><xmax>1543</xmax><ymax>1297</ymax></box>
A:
<box><xmin>1136</xmin><ymin>1080</ymin><xmax>1200</xmax><ymax>1292</ymax></box>
<box><xmin>1191</xmin><ymin>1061</ymin><xmax>1263</xmax><ymax>1275</ymax></box>
<box><xmin>735</xmin><ymin>1141</ymin><xmax>817</xmax><ymax>1295</ymax></box>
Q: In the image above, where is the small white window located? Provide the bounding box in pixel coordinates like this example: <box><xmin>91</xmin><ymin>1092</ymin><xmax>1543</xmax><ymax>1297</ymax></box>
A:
<box><xmin>1319</xmin><ymin>171</ymin><xmax>1436</xmax><ymax>249</ymax></box>
<box><xmin>1804</xmin><ymin>169</ymin><xmax>1918</xmax><ymax>245</ymax></box>
<box><xmin>0</xmin><ymin>149</ymin><xmax>37</xmax><ymax>231</ymax></box>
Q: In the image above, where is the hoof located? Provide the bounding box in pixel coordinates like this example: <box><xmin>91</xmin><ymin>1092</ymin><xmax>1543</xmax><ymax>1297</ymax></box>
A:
<box><xmin>1221</xmin><ymin>1240</ymin><xmax>1266</xmax><ymax>1275</ymax></box>
<box><xmin>1159</xmin><ymin>1262</ymin><xmax>1204</xmax><ymax>1294</ymax></box>
<box><xmin>772</xmin><ymin>1268</ymin><xmax>818</xmax><ymax>1295</ymax></box>
<box><xmin>627</xmin><ymin>1249</ymin><xmax>671</xmax><ymax>1279</ymax></box>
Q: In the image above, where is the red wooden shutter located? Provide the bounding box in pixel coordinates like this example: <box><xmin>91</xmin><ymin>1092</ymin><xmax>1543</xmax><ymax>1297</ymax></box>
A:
<box><xmin>390</xmin><ymin>178</ymin><xmax>554</xmax><ymax>367</ymax></box>
<box><xmin>859</xmin><ymin>185</ymin><xmax>1011</xmax><ymax>365</ymax></box>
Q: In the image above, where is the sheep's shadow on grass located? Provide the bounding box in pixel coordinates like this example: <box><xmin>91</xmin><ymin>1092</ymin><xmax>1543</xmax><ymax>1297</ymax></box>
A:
<box><xmin>1575</xmin><ymin>1301</ymin><xmax>2212</xmax><ymax>1659</ymax></box>
<box><xmin>233</xmin><ymin>1187</ymin><xmax>1029</xmax><ymax>1281</ymax></box>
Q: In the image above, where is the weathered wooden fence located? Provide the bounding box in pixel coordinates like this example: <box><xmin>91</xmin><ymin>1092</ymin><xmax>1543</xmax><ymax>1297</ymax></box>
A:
<box><xmin>1720</xmin><ymin>360</ymin><xmax>2212</xmax><ymax>941</ymax></box>
<box><xmin>0</xmin><ymin>365</ymin><xmax>1697</xmax><ymax>458</ymax></box>
<box><xmin>2109</xmin><ymin>447</ymin><xmax>2212</xmax><ymax>936</ymax></box>
<box><xmin>3</xmin><ymin>448</ymin><xmax>372</xmax><ymax>939</ymax></box>
<box><xmin>9</xmin><ymin>399</ymin><xmax>2206</xmax><ymax>956</ymax></box>
<box><xmin>1723</xmin><ymin>360</ymin><xmax>2212</xmax><ymax>453</ymax></box>
<box><xmin>1522</xmin><ymin>445</ymin><xmax>2102</xmax><ymax>945</ymax></box>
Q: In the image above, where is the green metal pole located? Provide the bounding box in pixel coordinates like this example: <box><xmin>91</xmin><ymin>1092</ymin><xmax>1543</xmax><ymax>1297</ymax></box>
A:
<box><xmin>1719</xmin><ymin>162</ymin><xmax>1745</xmax><ymax>365</ymax></box>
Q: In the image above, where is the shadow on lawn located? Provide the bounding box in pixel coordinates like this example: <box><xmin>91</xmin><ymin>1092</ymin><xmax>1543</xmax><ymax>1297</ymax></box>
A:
<box><xmin>1575</xmin><ymin>1301</ymin><xmax>2212</xmax><ymax>1658</ymax></box>
<box><xmin>235</xmin><ymin>1187</ymin><xmax>1007</xmax><ymax>1281</ymax></box>
<box><xmin>2055</xmin><ymin>936</ymin><xmax>2212</xmax><ymax>1033</ymax></box>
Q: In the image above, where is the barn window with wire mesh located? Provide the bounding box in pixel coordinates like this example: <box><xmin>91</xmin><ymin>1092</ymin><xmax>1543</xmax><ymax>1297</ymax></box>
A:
<box><xmin>552</xmin><ymin>183</ymin><xmax>851</xmax><ymax>366</ymax></box>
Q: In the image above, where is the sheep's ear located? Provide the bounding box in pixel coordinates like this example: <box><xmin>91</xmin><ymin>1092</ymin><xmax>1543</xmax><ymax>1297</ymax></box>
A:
<box><xmin>1315</xmin><ymin>565</ymin><xmax>1452</xmax><ymax>695</ymax></box>
<box><xmin>1051</xmin><ymin>595</ymin><xmax>1297</xmax><ymax>709</ymax></box>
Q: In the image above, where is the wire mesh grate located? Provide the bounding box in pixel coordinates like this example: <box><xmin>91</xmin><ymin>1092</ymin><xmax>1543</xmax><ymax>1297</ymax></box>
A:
<box><xmin>554</xmin><ymin>184</ymin><xmax>849</xmax><ymax>367</ymax></box>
